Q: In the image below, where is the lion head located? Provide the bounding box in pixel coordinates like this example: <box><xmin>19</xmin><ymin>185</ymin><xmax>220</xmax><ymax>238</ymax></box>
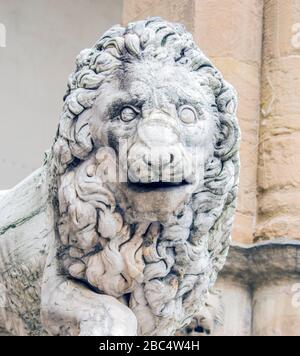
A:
<box><xmin>52</xmin><ymin>17</ymin><xmax>240</xmax><ymax>336</ymax></box>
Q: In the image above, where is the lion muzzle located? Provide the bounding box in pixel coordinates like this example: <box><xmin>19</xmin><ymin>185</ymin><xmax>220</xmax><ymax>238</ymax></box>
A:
<box><xmin>127</xmin><ymin>110</ymin><xmax>194</xmax><ymax>185</ymax></box>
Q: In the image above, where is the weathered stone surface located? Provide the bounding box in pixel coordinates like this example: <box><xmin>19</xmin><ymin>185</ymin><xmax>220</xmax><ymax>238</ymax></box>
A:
<box><xmin>263</xmin><ymin>0</ymin><xmax>300</xmax><ymax>59</ymax></box>
<box><xmin>214</xmin><ymin>240</ymin><xmax>300</xmax><ymax>336</ymax></box>
<box><xmin>0</xmin><ymin>191</ymin><xmax>9</xmax><ymax>198</ymax></box>
<box><xmin>0</xmin><ymin>18</ymin><xmax>240</xmax><ymax>336</ymax></box>
<box><xmin>123</xmin><ymin>0</ymin><xmax>264</xmax><ymax>244</ymax></box>
<box><xmin>0</xmin><ymin>168</ymin><xmax>51</xmax><ymax>335</ymax></box>
<box><xmin>53</xmin><ymin>18</ymin><xmax>240</xmax><ymax>336</ymax></box>
<box><xmin>252</xmin><ymin>280</ymin><xmax>300</xmax><ymax>336</ymax></box>
<box><xmin>0</xmin><ymin>167</ymin><xmax>138</xmax><ymax>336</ymax></box>
<box><xmin>194</xmin><ymin>0</ymin><xmax>264</xmax><ymax>64</ymax></box>
<box><xmin>3</xmin><ymin>0</ymin><xmax>299</xmax><ymax>337</ymax></box>
<box><xmin>122</xmin><ymin>0</ymin><xmax>300</xmax><ymax>337</ymax></box>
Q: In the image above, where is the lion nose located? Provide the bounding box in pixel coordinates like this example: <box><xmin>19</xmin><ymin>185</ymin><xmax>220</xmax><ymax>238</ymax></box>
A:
<box><xmin>143</xmin><ymin>151</ymin><xmax>175</xmax><ymax>168</ymax></box>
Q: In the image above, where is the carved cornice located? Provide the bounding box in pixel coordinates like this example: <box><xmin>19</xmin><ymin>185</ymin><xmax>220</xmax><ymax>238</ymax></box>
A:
<box><xmin>221</xmin><ymin>239</ymin><xmax>300</xmax><ymax>286</ymax></box>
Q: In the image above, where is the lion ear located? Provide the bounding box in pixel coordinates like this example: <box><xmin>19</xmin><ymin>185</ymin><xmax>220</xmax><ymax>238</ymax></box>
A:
<box><xmin>214</xmin><ymin>82</ymin><xmax>240</xmax><ymax>161</ymax></box>
<box><xmin>69</xmin><ymin>109</ymin><xmax>94</xmax><ymax>160</ymax></box>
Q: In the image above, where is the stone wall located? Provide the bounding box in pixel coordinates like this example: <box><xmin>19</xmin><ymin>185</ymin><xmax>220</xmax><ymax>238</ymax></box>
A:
<box><xmin>123</xmin><ymin>0</ymin><xmax>300</xmax><ymax>336</ymax></box>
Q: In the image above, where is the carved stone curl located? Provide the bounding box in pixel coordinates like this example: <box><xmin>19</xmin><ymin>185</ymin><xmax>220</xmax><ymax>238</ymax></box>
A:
<box><xmin>0</xmin><ymin>17</ymin><xmax>239</xmax><ymax>336</ymax></box>
<box><xmin>53</xmin><ymin>17</ymin><xmax>240</xmax><ymax>336</ymax></box>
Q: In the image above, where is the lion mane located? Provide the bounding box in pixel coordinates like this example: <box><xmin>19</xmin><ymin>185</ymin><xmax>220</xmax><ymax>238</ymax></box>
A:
<box><xmin>52</xmin><ymin>17</ymin><xmax>240</xmax><ymax>336</ymax></box>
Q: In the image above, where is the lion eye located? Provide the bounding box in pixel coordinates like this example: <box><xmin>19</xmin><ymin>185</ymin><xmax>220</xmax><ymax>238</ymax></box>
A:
<box><xmin>179</xmin><ymin>106</ymin><xmax>197</xmax><ymax>124</ymax></box>
<box><xmin>120</xmin><ymin>106</ymin><xmax>139</xmax><ymax>122</ymax></box>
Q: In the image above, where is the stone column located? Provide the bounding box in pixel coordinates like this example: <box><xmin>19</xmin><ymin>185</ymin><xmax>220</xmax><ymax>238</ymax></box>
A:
<box><xmin>218</xmin><ymin>241</ymin><xmax>300</xmax><ymax>336</ymax></box>
<box><xmin>123</xmin><ymin>0</ymin><xmax>265</xmax><ymax>243</ymax></box>
<box><xmin>214</xmin><ymin>277</ymin><xmax>252</xmax><ymax>336</ymax></box>
<box><xmin>257</xmin><ymin>0</ymin><xmax>300</xmax><ymax>241</ymax></box>
<box><xmin>252</xmin><ymin>279</ymin><xmax>300</xmax><ymax>336</ymax></box>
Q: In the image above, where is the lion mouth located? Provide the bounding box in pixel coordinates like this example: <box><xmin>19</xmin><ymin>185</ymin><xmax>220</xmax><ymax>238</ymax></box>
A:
<box><xmin>128</xmin><ymin>180</ymin><xmax>191</xmax><ymax>192</ymax></box>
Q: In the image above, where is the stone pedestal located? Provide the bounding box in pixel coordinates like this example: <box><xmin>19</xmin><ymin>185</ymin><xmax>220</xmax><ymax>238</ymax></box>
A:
<box><xmin>216</xmin><ymin>241</ymin><xmax>300</xmax><ymax>336</ymax></box>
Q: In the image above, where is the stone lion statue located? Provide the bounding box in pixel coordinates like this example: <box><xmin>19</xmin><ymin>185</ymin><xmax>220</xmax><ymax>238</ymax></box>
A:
<box><xmin>0</xmin><ymin>17</ymin><xmax>240</xmax><ymax>336</ymax></box>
